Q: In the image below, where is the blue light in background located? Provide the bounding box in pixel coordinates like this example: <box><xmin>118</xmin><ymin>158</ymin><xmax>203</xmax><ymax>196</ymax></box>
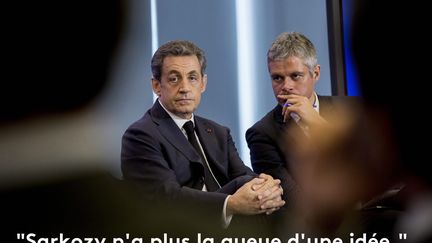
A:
<box><xmin>342</xmin><ymin>0</ymin><xmax>360</xmax><ymax>96</ymax></box>
<box><xmin>151</xmin><ymin>0</ymin><xmax>159</xmax><ymax>101</ymax></box>
<box><xmin>235</xmin><ymin>0</ymin><xmax>256</xmax><ymax>167</ymax></box>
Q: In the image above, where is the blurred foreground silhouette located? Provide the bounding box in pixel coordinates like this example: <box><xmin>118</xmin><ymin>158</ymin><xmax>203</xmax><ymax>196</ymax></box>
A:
<box><xmin>278</xmin><ymin>1</ymin><xmax>432</xmax><ymax>242</ymax></box>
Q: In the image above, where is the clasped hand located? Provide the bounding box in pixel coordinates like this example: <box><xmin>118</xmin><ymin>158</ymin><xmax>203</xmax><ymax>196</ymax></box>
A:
<box><xmin>227</xmin><ymin>173</ymin><xmax>285</xmax><ymax>215</ymax></box>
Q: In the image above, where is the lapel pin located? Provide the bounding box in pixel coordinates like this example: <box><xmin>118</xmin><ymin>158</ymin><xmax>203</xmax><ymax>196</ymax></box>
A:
<box><xmin>206</xmin><ymin>128</ymin><xmax>212</xmax><ymax>133</ymax></box>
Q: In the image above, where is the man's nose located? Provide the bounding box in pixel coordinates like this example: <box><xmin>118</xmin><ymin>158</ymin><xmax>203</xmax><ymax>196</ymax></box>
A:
<box><xmin>281</xmin><ymin>78</ymin><xmax>294</xmax><ymax>91</ymax></box>
<box><xmin>179</xmin><ymin>80</ymin><xmax>192</xmax><ymax>92</ymax></box>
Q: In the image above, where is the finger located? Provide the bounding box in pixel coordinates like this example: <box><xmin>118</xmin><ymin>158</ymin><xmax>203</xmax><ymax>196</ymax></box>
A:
<box><xmin>278</xmin><ymin>94</ymin><xmax>299</xmax><ymax>100</ymax></box>
<box><xmin>250</xmin><ymin>175</ymin><xmax>267</xmax><ymax>191</ymax></box>
<box><xmin>260</xmin><ymin>199</ymin><xmax>285</xmax><ymax>210</ymax></box>
<box><xmin>283</xmin><ymin>106</ymin><xmax>291</xmax><ymax>123</ymax></box>
<box><xmin>247</xmin><ymin>177</ymin><xmax>265</xmax><ymax>186</ymax></box>
<box><xmin>282</xmin><ymin>102</ymin><xmax>288</xmax><ymax>119</ymax></box>
<box><xmin>277</xmin><ymin>94</ymin><xmax>290</xmax><ymax>100</ymax></box>
<box><xmin>256</xmin><ymin>180</ymin><xmax>281</xmax><ymax>200</ymax></box>
<box><xmin>260</xmin><ymin>184</ymin><xmax>283</xmax><ymax>202</ymax></box>
<box><xmin>254</xmin><ymin>179</ymin><xmax>276</xmax><ymax>194</ymax></box>
<box><xmin>252</xmin><ymin>175</ymin><xmax>277</xmax><ymax>190</ymax></box>
<box><xmin>252</xmin><ymin>183</ymin><xmax>265</xmax><ymax>191</ymax></box>
<box><xmin>265</xmin><ymin>207</ymin><xmax>280</xmax><ymax>215</ymax></box>
<box><xmin>267</xmin><ymin>181</ymin><xmax>282</xmax><ymax>194</ymax></box>
<box><xmin>270</xmin><ymin>186</ymin><xmax>284</xmax><ymax>200</ymax></box>
<box><xmin>258</xmin><ymin>173</ymin><xmax>274</xmax><ymax>181</ymax></box>
<box><xmin>285</xmin><ymin>105</ymin><xmax>300</xmax><ymax>123</ymax></box>
<box><xmin>272</xmin><ymin>199</ymin><xmax>285</xmax><ymax>208</ymax></box>
<box><xmin>261</xmin><ymin>178</ymin><xmax>281</xmax><ymax>192</ymax></box>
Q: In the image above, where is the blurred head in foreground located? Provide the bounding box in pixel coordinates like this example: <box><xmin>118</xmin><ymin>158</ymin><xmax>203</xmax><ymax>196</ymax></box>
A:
<box><xmin>282</xmin><ymin>1</ymin><xmax>432</xmax><ymax>242</ymax></box>
<box><xmin>1</xmin><ymin>1</ymin><xmax>124</xmax><ymax>187</ymax></box>
<box><xmin>282</xmin><ymin>101</ymin><xmax>401</xmax><ymax>236</ymax></box>
<box><xmin>351</xmin><ymin>1</ymin><xmax>432</xmax><ymax>242</ymax></box>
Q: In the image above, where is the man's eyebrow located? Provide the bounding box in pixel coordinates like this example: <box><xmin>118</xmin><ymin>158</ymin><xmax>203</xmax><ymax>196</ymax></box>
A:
<box><xmin>270</xmin><ymin>73</ymin><xmax>282</xmax><ymax>76</ymax></box>
<box><xmin>166</xmin><ymin>70</ymin><xmax>199</xmax><ymax>75</ymax></box>
<box><xmin>187</xmin><ymin>70</ymin><xmax>199</xmax><ymax>75</ymax></box>
<box><xmin>167</xmin><ymin>70</ymin><xmax>181</xmax><ymax>75</ymax></box>
<box><xmin>291</xmin><ymin>71</ymin><xmax>304</xmax><ymax>75</ymax></box>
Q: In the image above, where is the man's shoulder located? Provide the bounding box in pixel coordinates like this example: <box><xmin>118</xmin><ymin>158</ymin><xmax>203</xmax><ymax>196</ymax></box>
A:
<box><xmin>194</xmin><ymin>115</ymin><xmax>227</xmax><ymax>131</ymax></box>
<box><xmin>319</xmin><ymin>95</ymin><xmax>362</xmax><ymax>119</ymax></box>
<box><xmin>126</xmin><ymin>101</ymin><xmax>172</xmax><ymax>130</ymax></box>
<box><xmin>248</xmin><ymin>105</ymin><xmax>280</xmax><ymax>132</ymax></box>
<box><xmin>320</xmin><ymin>95</ymin><xmax>361</xmax><ymax>104</ymax></box>
<box><xmin>123</xmin><ymin>109</ymin><xmax>155</xmax><ymax>136</ymax></box>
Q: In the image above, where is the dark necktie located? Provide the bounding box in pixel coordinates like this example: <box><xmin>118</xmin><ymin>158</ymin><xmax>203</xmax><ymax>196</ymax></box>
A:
<box><xmin>183</xmin><ymin>121</ymin><xmax>220</xmax><ymax>191</ymax></box>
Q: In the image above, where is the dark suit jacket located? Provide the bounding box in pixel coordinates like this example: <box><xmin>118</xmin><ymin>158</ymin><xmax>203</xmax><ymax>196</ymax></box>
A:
<box><xmin>246</xmin><ymin>95</ymin><xmax>352</xmax><ymax>204</ymax></box>
<box><xmin>122</xmin><ymin>100</ymin><xmax>255</xmax><ymax>216</ymax></box>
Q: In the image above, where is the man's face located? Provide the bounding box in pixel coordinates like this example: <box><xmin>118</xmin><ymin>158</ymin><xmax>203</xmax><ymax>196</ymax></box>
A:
<box><xmin>152</xmin><ymin>55</ymin><xmax>207</xmax><ymax>119</ymax></box>
<box><xmin>268</xmin><ymin>56</ymin><xmax>320</xmax><ymax>105</ymax></box>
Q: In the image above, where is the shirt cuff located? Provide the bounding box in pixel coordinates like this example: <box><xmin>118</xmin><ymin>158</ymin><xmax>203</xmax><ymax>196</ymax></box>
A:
<box><xmin>222</xmin><ymin>195</ymin><xmax>233</xmax><ymax>228</ymax></box>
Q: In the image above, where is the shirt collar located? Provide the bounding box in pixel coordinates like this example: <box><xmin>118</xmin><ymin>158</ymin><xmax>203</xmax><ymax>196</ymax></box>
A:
<box><xmin>158</xmin><ymin>99</ymin><xmax>194</xmax><ymax>130</ymax></box>
<box><xmin>313</xmin><ymin>92</ymin><xmax>320</xmax><ymax>113</ymax></box>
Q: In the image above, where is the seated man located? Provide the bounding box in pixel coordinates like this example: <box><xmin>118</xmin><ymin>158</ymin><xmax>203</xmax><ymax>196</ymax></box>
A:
<box><xmin>121</xmin><ymin>40</ymin><xmax>284</xmax><ymax>228</ymax></box>
<box><xmin>246</xmin><ymin>32</ymin><xmax>355</xmax><ymax>205</ymax></box>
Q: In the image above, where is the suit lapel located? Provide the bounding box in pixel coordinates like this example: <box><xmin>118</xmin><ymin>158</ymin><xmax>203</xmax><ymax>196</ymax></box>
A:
<box><xmin>194</xmin><ymin>117</ymin><xmax>229</xmax><ymax>182</ymax></box>
<box><xmin>272</xmin><ymin>105</ymin><xmax>296</xmax><ymax>131</ymax></box>
<box><xmin>272</xmin><ymin>104</ymin><xmax>305</xmax><ymax>142</ymax></box>
<box><xmin>150</xmin><ymin>101</ymin><xmax>203</xmax><ymax>166</ymax></box>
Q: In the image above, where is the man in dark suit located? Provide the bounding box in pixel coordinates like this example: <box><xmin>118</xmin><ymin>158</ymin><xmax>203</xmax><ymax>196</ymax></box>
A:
<box><xmin>121</xmin><ymin>40</ymin><xmax>285</xmax><ymax>228</ymax></box>
<box><xmin>246</xmin><ymin>32</ymin><xmax>350</xmax><ymax>206</ymax></box>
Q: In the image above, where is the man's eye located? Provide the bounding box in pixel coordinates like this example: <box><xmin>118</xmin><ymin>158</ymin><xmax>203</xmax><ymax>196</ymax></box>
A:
<box><xmin>169</xmin><ymin>76</ymin><xmax>179</xmax><ymax>83</ymax></box>
<box><xmin>272</xmin><ymin>76</ymin><xmax>283</xmax><ymax>82</ymax></box>
<box><xmin>292</xmin><ymin>74</ymin><xmax>303</xmax><ymax>81</ymax></box>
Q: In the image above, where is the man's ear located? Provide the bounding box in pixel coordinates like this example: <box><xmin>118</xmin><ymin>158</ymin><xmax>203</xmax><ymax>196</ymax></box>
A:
<box><xmin>152</xmin><ymin>78</ymin><xmax>161</xmax><ymax>96</ymax></box>
<box><xmin>313</xmin><ymin>65</ymin><xmax>321</xmax><ymax>83</ymax></box>
<box><xmin>201</xmin><ymin>74</ymin><xmax>207</xmax><ymax>93</ymax></box>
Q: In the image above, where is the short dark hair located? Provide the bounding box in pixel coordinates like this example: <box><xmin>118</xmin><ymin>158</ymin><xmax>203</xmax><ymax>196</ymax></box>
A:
<box><xmin>267</xmin><ymin>32</ymin><xmax>317</xmax><ymax>74</ymax></box>
<box><xmin>151</xmin><ymin>40</ymin><xmax>207</xmax><ymax>81</ymax></box>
